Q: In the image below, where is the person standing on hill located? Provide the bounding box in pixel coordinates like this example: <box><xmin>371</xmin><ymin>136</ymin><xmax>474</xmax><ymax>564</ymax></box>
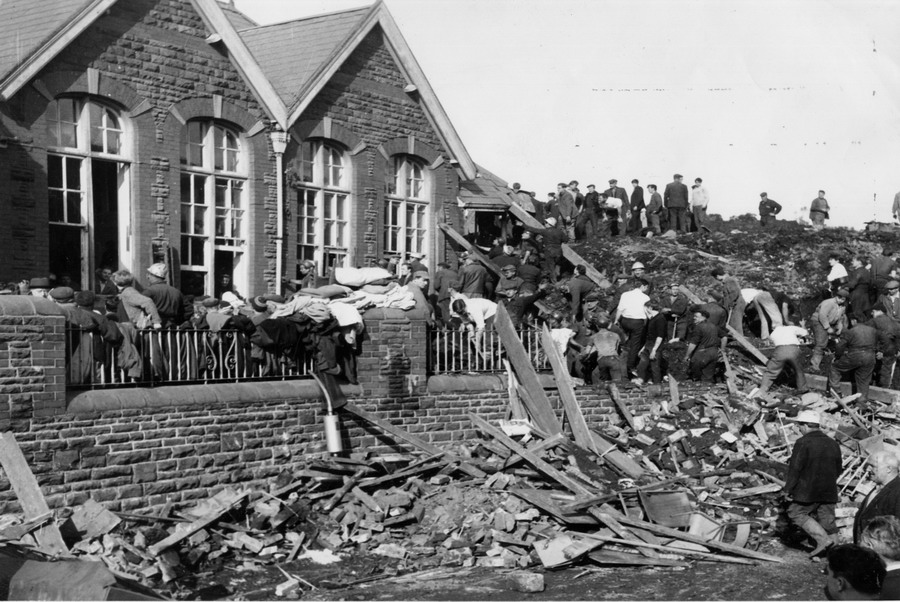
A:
<box><xmin>605</xmin><ymin>180</ymin><xmax>630</xmax><ymax>236</ymax></box>
<box><xmin>646</xmin><ymin>184</ymin><xmax>663</xmax><ymax>235</ymax></box>
<box><xmin>810</xmin><ymin>190</ymin><xmax>830</xmax><ymax>230</ymax></box>
<box><xmin>690</xmin><ymin>177</ymin><xmax>710</xmax><ymax>233</ymax></box>
<box><xmin>664</xmin><ymin>174</ymin><xmax>689</xmax><ymax>234</ymax></box>
<box><xmin>759</xmin><ymin>192</ymin><xmax>783</xmax><ymax>226</ymax></box>
<box><xmin>629</xmin><ymin>179</ymin><xmax>645</xmax><ymax>234</ymax></box>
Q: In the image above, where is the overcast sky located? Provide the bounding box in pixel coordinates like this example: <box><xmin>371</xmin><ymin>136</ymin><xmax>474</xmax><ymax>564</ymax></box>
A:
<box><xmin>233</xmin><ymin>0</ymin><xmax>900</xmax><ymax>228</ymax></box>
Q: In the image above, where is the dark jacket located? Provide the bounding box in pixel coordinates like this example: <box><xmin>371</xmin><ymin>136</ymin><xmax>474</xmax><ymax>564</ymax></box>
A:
<box><xmin>457</xmin><ymin>263</ymin><xmax>488</xmax><ymax>297</ymax></box>
<box><xmin>433</xmin><ymin>268</ymin><xmax>458</xmax><ymax>302</ymax></box>
<box><xmin>582</xmin><ymin>191</ymin><xmax>600</xmax><ymax>214</ymax></box>
<box><xmin>853</xmin><ymin>476</ymin><xmax>900</xmax><ymax>543</ymax></box>
<box><xmin>784</xmin><ymin>429</ymin><xmax>841</xmax><ymax>503</ymax></box>
<box><xmin>664</xmin><ymin>181</ymin><xmax>689</xmax><ymax>209</ymax></box>
<box><xmin>759</xmin><ymin>198</ymin><xmax>783</xmax><ymax>217</ymax></box>
<box><xmin>630</xmin><ymin>186</ymin><xmax>645</xmax><ymax>212</ymax></box>
<box><xmin>835</xmin><ymin>324</ymin><xmax>884</xmax><ymax>356</ymax></box>
<box><xmin>604</xmin><ymin>186</ymin><xmax>630</xmax><ymax>216</ymax></box>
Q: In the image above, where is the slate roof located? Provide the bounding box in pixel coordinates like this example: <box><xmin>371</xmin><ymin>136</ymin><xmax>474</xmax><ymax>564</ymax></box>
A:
<box><xmin>238</xmin><ymin>6</ymin><xmax>372</xmax><ymax>110</ymax></box>
<box><xmin>458</xmin><ymin>165</ymin><xmax>514</xmax><ymax>210</ymax></box>
<box><xmin>220</xmin><ymin>1</ymin><xmax>258</xmax><ymax>31</ymax></box>
<box><xmin>0</xmin><ymin>0</ymin><xmax>93</xmax><ymax>84</ymax></box>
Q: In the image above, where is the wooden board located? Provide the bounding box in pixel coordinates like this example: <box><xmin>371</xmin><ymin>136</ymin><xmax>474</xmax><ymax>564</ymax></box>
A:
<box><xmin>561</xmin><ymin>244</ymin><xmax>611</xmax><ymax>288</ymax></box>
<box><xmin>506</xmin><ymin>200</ymin><xmax>545</xmax><ymax>230</ymax></box>
<box><xmin>588</xmin><ymin>549</ymin><xmax>690</xmax><ymax>568</ymax></box>
<box><xmin>0</xmin><ymin>432</ymin><xmax>68</xmax><ymax>556</ymax></box>
<box><xmin>438</xmin><ymin>223</ymin><xmax>502</xmax><ymax>278</ymax></box>
<box><xmin>508</xmin><ymin>488</ymin><xmax>598</xmax><ymax>525</ymax></box>
<box><xmin>540</xmin><ymin>324</ymin><xmax>597</xmax><ymax>452</ymax></box>
<box><xmin>604</xmin><ymin>511</ymin><xmax>783</xmax><ymax>563</ymax></box>
<box><xmin>588</xmin><ymin>430</ymin><xmax>645</xmax><ymax>479</ymax></box>
<box><xmin>494</xmin><ymin>304</ymin><xmax>563</xmax><ymax>435</ymax></box>
<box><xmin>343</xmin><ymin>403</ymin><xmax>485</xmax><ymax>478</ymax></box>
<box><xmin>149</xmin><ymin>489</ymin><xmax>249</xmax><ymax>556</ymax></box>
<box><xmin>726</xmin><ymin>325</ymin><xmax>769</xmax><ymax>365</ymax></box>
<box><xmin>469</xmin><ymin>414</ymin><xmax>591</xmax><ymax>495</ymax></box>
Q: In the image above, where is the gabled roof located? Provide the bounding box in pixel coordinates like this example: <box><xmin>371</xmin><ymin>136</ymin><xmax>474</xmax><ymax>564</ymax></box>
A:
<box><xmin>0</xmin><ymin>0</ymin><xmax>118</xmax><ymax>101</ymax></box>
<box><xmin>235</xmin><ymin>1</ymin><xmax>477</xmax><ymax>179</ymax></box>
<box><xmin>240</xmin><ymin>6</ymin><xmax>371</xmax><ymax>111</ymax></box>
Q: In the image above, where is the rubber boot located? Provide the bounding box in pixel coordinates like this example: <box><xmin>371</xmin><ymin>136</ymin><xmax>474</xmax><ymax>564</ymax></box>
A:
<box><xmin>809</xmin><ymin>351</ymin><xmax>823</xmax><ymax>373</ymax></box>
<box><xmin>800</xmin><ymin>518</ymin><xmax>834</xmax><ymax>557</ymax></box>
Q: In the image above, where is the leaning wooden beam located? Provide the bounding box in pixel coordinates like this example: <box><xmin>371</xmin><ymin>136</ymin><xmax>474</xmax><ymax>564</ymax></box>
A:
<box><xmin>600</xmin><ymin>511</ymin><xmax>784</xmax><ymax>563</ymax></box>
<box><xmin>0</xmin><ymin>432</ymin><xmax>68</xmax><ymax>557</ymax></box>
<box><xmin>149</xmin><ymin>490</ymin><xmax>249</xmax><ymax>556</ymax></box>
<box><xmin>588</xmin><ymin>430</ymin><xmax>645</xmax><ymax>479</ymax></box>
<box><xmin>585</xmin><ymin>507</ymin><xmax>658</xmax><ymax>559</ymax></box>
<box><xmin>561</xmin><ymin>244</ymin><xmax>610</xmax><ymax>288</ymax></box>
<box><xmin>505</xmin><ymin>200</ymin><xmax>545</xmax><ymax>230</ymax></box>
<box><xmin>438</xmin><ymin>223</ymin><xmax>502</xmax><ymax>278</ymax></box>
<box><xmin>678</xmin><ymin>285</ymin><xmax>703</xmax><ymax>305</ymax></box>
<box><xmin>540</xmin><ymin>324</ymin><xmax>597</xmax><ymax>453</ymax></box>
<box><xmin>469</xmin><ymin>413</ymin><xmax>592</xmax><ymax>496</ymax></box>
<box><xmin>494</xmin><ymin>304</ymin><xmax>564</xmax><ymax>434</ymax></box>
<box><xmin>726</xmin><ymin>325</ymin><xmax>769</xmax><ymax>365</ymax></box>
<box><xmin>343</xmin><ymin>403</ymin><xmax>485</xmax><ymax>478</ymax></box>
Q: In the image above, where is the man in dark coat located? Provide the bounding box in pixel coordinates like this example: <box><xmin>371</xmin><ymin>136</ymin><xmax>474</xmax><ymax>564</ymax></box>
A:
<box><xmin>759</xmin><ymin>192</ymin><xmax>783</xmax><ymax>226</ymax></box>
<box><xmin>784</xmin><ymin>410</ymin><xmax>842</xmax><ymax>557</ymax></box>
<box><xmin>854</xmin><ymin>451</ymin><xmax>900</xmax><ymax>544</ymax></box>
<box><xmin>867</xmin><ymin>306</ymin><xmax>900</xmax><ymax>388</ymax></box>
<box><xmin>576</xmin><ymin>184</ymin><xmax>600</xmax><ymax>240</ymax></box>
<box><xmin>432</xmin><ymin>262</ymin><xmax>458</xmax><ymax>326</ymax></box>
<box><xmin>663</xmin><ymin>173</ymin><xmax>689</xmax><ymax>234</ymax></box>
<box><xmin>604</xmin><ymin>180</ymin><xmax>629</xmax><ymax>237</ymax></box>
<box><xmin>628</xmin><ymin>179</ymin><xmax>645</xmax><ymax>234</ymax></box>
<box><xmin>828</xmin><ymin>321</ymin><xmax>885</xmax><ymax>401</ymax></box>
<box><xmin>525</xmin><ymin>217</ymin><xmax>567</xmax><ymax>282</ymax></box>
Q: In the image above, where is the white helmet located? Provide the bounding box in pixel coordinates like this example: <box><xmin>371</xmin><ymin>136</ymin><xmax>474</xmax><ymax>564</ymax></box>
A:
<box><xmin>545</xmin><ymin>217</ymin><xmax>558</xmax><ymax>226</ymax></box>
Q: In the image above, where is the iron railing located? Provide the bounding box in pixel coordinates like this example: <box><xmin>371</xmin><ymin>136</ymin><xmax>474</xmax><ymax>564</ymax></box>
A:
<box><xmin>65</xmin><ymin>327</ymin><xmax>313</xmax><ymax>389</ymax></box>
<box><xmin>427</xmin><ymin>327</ymin><xmax>549</xmax><ymax>374</ymax></box>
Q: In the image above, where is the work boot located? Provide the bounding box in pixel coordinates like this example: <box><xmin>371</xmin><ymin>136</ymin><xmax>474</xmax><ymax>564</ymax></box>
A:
<box><xmin>800</xmin><ymin>518</ymin><xmax>834</xmax><ymax>558</ymax></box>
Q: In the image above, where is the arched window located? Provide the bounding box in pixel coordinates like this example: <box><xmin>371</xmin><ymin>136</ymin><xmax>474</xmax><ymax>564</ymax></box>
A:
<box><xmin>385</xmin><ymin>155</ymin><xmax>428</xmax><ymax>257</ymax></box>
<box><xmin>46</xmin><ymin>97</ymin><xmax>131</xmax><ymax>291</ymax></box>
<box><xmin>295</xmin><ymin>140</ymin><xmax>351</xmax><ymax>276</ymax></box>
<box><xmin>180</xmin><ymin>120</ymin><xmax>247</xmax><ymax>298</ymax></box>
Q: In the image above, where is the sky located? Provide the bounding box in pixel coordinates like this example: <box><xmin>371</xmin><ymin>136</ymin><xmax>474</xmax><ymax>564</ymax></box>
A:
<box><xmin>233</xmin><ymin>0</ymin><xmax>900</xmax><ymax>229</ymax></box>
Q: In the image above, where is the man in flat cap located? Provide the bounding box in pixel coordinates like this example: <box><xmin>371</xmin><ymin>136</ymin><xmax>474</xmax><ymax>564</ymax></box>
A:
<box><xmin>405</xmin><ymin>270</ymin><xmax>434</xmax><ymax>325</ymax></box>
<box><xmin>810</xmin><ymin>289</ymin><xmax>849</xmax><ymax>371</ymax></box>
<box><xmin>145</xmin><ymin>263</ymin><xmax>187</xmax><ymax>328</ymax></box>
<box><xmin>759</xmin><ymin>192</ymin><xmax>783</xmax><ymax>227</ymax></box>
<box><xmin>664</xmin><ymin>174</ymin><xmax>689</xmax><ymax>234</ymax></box>
<box><xmin>784</xmin><ymin>410</ymin><xmax>842</xmax><ymax>557</ymax></box>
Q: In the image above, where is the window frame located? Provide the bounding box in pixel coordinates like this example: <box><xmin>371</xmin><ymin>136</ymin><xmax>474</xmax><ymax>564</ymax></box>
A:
<box><xmin>179</xmin><ymin>120</ymin><xmax>248</xmax><ymax>296</ymax></box>
<box><xmin>294</xmin><ymin>139</ymin><xmax>352</xmax><ymax>277</ymax></box>
<box><xmin>384</xmin><ymin>155</ymin><xmax>429</xmax><ymax>259</ymax></box>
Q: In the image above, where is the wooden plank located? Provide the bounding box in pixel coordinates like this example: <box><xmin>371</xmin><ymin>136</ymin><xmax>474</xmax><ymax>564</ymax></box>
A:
<box><xmin>584</xmin><ymin>535</ymin><xmax>757</xmax><ymax>565</ymax></box>
<box><xmin>509</xmin><ymin>488</ymin><xmax>599</xmax><ymax>525</ymax></box>
<box><xmin>588</xmin><ymin>549</ymin><xmax>690</xmax><ymax>567</ymax></box>
<box><xmin>834</xmin><ymin>393</ymin><xmax>870</xmax><ymax>431</ymax></box>
<box><xmin>0</xmin><ymin>432</ymin><xmax>67</xmax><ymax>556</ymax></box>
<box><xmin>506</xmin><ymin>200</ymin><xmax>545</xmax><ymax>230</ymax></box>
<box><xmin>540</xmin><ymin>324</ymin><xmax>597</xmax><ymax>452</ymax></box>
<box><xmin>438</xmin><ymin>223</ymin><xmax>502</xmax><ymax>278</ymax></box>
<box><xmin>494</xmin><ymin>304</ymin><xmax>563</xmax><ymax>434</ymax></box>
<box><xmin>343</xmin><ymin>403</ymin><xmax>485</xmax><ymax>478</ymax></box>
<box><xmin>604</xmin><ymin>512</ymin><xmax>783</xmax><ymax>563</ymax></box>
<box><xmin>678</xmin><ymin>285</ymin><xmax>703</xmax><ymax>305</ymax></box>
<box><xmin>149</xmin><ymin>490</ymin><xmax>249</xmax><ymax>556</ymax></box>
<box><xmin>588</xmin><ymin>430</ymin><xmax>645</xmax><ymax>479</ymax></box>
<box><xmin>586</xmin><ymin>507</ymin><xmax>658</xmax><ymax>559</ymax></box>
<box><xmin>561</xmin><ymin>244</ymin><xmax>611</xmax><ymax>288</ymax></box>
<box><xmin>469</xmin><ymin>414</ymin><xmax>591</xmax><ymax>495</ymax></box>
<box><xmin>501</xmin><ymin>433</ymin><xmax>566</xmax><ymax>470</ymax></box>
<box><xmin>504</xmin><ymin>359</ymin><xmax>527</xmax><ymax>421</ymax></box>
<box><xmin>726</xmin><ymin>325</ymin><xmax>769</xmax><ymax>365</ymax></box>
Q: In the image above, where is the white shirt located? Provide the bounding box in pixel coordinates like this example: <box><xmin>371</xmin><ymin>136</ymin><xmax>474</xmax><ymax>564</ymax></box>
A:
<box><xmin>827</xmin><ymin>263</ymin><xmax>848</xmax><ymax>282</ymax></box>
<box><xmin>617</xmin><ymin>288</ymin><xmax>650</xmax><ymax>320</ymax></box>
<box><xmin>741</xmin><ymin>288</ymin><xmax>762</xmax><ymax>303</ymax></box>
<box><xmin>459</xmin><ymin>297</ymin><xmax>497</xmax><ymax>330</ymax></box>
<box><xmin>769</xmin><ymin>325</ymin><xmax>808</xmax><ymax>346</ymax></box>
<box><xmin>691</xmin><ymin>185</ymin><xmax>710</xmax><ymax>208</ymax></box>
<box><xmin>551</xmin><ymin>328</ymin><xmax>575</xmax><ymax>356</ymax></box>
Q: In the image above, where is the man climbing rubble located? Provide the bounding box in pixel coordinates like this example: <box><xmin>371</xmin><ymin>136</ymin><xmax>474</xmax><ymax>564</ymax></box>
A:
<box><xmin>809</xmin><ymin>289</ymin><xmax>849</xmax><ymax>372</ymax></box>
<box><xmin>784</xmin><ymin>410</ymin><xmax>842</xmax><ymax>557</ymax></box>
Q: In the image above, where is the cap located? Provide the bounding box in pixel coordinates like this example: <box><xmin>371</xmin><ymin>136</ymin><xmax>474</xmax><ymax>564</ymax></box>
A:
<box><xmin>886</xmin><ymin>280</ymin><xmax>900</xmax><ymax>291</ymax></box>
<box><xmin>29</xmin><ymin>277</ymin><xmax>50</xmax><ymax>288</ymax></box>
<box><xmin>147</xmin><ymin>263</ymin><xmax>168</xmax><ymax>279</ymax></box>
<box><xmin>49</xmin><ymin>286</ymin><xmax>75</xmax><ymax>303</ymax></box>
<box><xmin>202</xmin><ymin>297</ymin><xmax>220</xmax><ymax>308</ymax></box>
<box><xmin>632</xmin><ymin>262</ymin><xmax>645</xmax><ymax>270</ymax></box>
<box><xmin>251</xmin><ymin>296</ymin><xmax>268</xmax><ymax>312</ymax></box>
<box><xmin>545</xmin><ymin>217</ymin><xmax>558</xmax><ymax>226</ymax></box>
<box><xmin>792</xmin><ymin>410</ymin><xmax>821</xmax><ymax>425</ymax></box>
<box><xmin>74</xmin><ymin>290</ymin><xmax>95</xmax><ymax>308</ymax></box>
<box><xmin>608</xmin><ymin>179</ymin><xmax>617</xmax><ymax>185</ymax></box>
<box><xmin>835</xmin><ymin>288</ymin><xmax>850</xmax><ymax>298</ymax></box>
<box><xmin>760</xmin><ymin>192</ymin><xmax>767</xmax><ymax>197</ymax></box>
<box><xmin>501</xmin><ymin>264</ymin><xmax>517</xmax><ymax>272</ymax></box>
<box><xmin>410</xmin><ymin>252</ymin><xmax>424</xmax><ymax>260</ymax></box>
<box><xmin>413</xmin><ymin>270</ymin><xmax>430</xmax><ymax>280</ymax></box>
<box><xmin>673</xmin><ymin>173</ymin><xmax>683</xmax><ymax>179</ymax></box>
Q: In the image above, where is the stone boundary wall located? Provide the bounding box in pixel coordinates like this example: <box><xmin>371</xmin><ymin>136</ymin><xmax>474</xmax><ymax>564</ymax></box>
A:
<box><xmin>0</xmin><ymin>378</ymin><xmax>670</xmax><ymax>514</ymax></box>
